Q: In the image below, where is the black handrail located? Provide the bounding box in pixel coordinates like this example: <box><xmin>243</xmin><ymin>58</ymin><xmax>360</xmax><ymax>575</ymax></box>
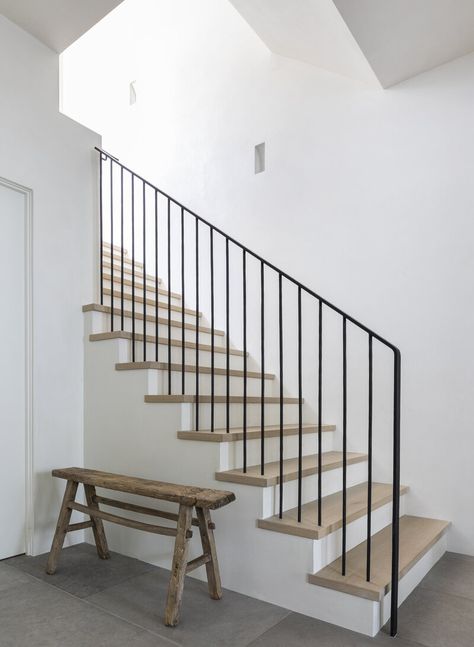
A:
<box><xmin>96</xmin><ymin>146</ymin><xmax>401</xmax><ymax>637</ymax></box>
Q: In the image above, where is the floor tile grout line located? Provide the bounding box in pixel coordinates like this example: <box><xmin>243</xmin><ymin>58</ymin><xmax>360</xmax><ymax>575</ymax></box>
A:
<box><xmin>244</xmin><ymin>610</ymin><xmax>293</xmax><ymax>647</ymax></box>
<box><xmin>3</xmin><ymin>563</ymin><xmax>182</xmax><ymax>647</ymax></box>
<box><xmin>416</xmin><ymin>582</ymin><xmax>474</xmax><ymax>605</ymax></box>
<box><xmin>75</xmin><ymin>594</ymin><xmax>182</xmax><ymax>647</ymax></box>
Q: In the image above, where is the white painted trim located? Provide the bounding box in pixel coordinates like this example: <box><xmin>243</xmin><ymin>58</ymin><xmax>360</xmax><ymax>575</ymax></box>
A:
<box><xmin>0</xmin><ymin>176</ymin><xmax>34</xmax><ymax>556</ymax></box>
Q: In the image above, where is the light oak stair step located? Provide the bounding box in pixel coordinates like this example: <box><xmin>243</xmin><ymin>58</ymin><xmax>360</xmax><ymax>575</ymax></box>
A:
<box><xmin>103</xmin><ymin>273</ymin><xmax>180</xmax><ymax>299</ymax></box>
<box><xmin>258</xmin><ymin>482</ymin><xmax>409</xmax><ymax>540</ymax></box>
<box><xmin>145</xmin><ymin>395</ymin><xmax>302</xmax><ymax>404</ymax></box>
<box><xmin>103</xmin><ymin>242</ymin><xmax>129</xmax><ymax>255</ymax></box>
<box><xmin>308</xmin><ymin>515</ymin><xmax>450</xmax><ymax>601</ymax></box>
<box><xmin>83</xmin><ymin>304</ymin><xmax>222</xmax><ymax>336</ymax></box>
<box><xmin>177</xmin><ymin>424</ymin><xmax>335</xmax><ymax>443</ymax></box>
<box><xmin>103</xmin><ymin>260</ymin><xmax>163</xmax><ymax>285</ymax></box>
<box><xmin>215</xmin><ymin>451</ymin><xmax>367</xmax><ymax>487</ymax></box>
<box><xmin>103</xmin><ymin>250</ymin><xmax>143</xmax><ymax>268</ymax></box>
<box><xmin>116</xmin><ymin>361</ymin><xmax>273</xmax><ymax>379</ymax></box>
<box><xmin>90</xmin><ymin>330</ymin><xmax>245</xmax><ymax>356</ymax></box>
<box><xmin>103</xmin><ymin>288</ymin><xmax>202</xmax><ymax>316</ymax></box>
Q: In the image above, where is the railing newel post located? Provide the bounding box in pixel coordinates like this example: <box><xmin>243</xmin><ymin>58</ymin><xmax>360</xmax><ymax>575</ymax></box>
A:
<box><xmin>99</xmin><ymin>152</ymin><xmax>104</xmax><ymax>305</ymax></box>
<box><xmin>243</xmin><ymin>250</ymin><xmax>247</xmax><ymax>472</ymax></box>
<box><xmin>167</xmin><ymin>199</ymin><xmax>171</xmax><ymax>392</ymax></box>
<box><xmin>142</xmin><ymin>181</ymin><xmax>146</xmax><ymax>361</ymax></box>
<box><xmin>278</xmin><ymin>273</ymin><xmax>284</xmax><ymax>518</ymax></box>
<box><xmin>195</xmin><ymin>217</ymin><xmax>199</xmax><ymax>430</ymax></box>
<box><xmin>110</xmin><ymin>158</ymin><xmax>114</xmax><ymax>332</ymax></box>
<box><xmin>297</xmin><ymin>286</ymin><xmax>302</xmax><ymax>522</ymax></box>
<box><xmin>390</xmin><ymin>348</ymin><xmax>402</xmax><ymax>637</ymax></box>
<box><xmin>181</xmin><ymin>207</ymin><xmax>185</xmax><ymax>394</ymax></box>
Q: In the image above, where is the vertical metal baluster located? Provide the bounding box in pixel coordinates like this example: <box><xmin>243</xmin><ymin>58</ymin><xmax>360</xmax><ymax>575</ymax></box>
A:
<box><xmin>154</xmin><ymin>191</ymin><xmax>159</xmax><ymax>361</ymax></box>
<box><xmin>181</xmin><ymin>208</ymin><xmax>185</xmax><ymax>394</ymax></box>
<box><xmin>243</xmin><ymin>250</ymin><xmax>247</xmax><ymax>473</ymax></box>
<box><xmin>195</xmin><ymin>218</ymin><xmax>200</xmax><ymax>430</ymax></box>
<box><xmin>120</xmin><ymin>167</ymin><xmax>124</xmax><ymax>330</ymax></box>
<box><xmin>260</xmin><ymin>261</ymin><xmax>265</xmax><ymax>475</ymax></box>
<box><xmin>342</xmin><ymin>316</ymin><xmax>347</xmax><ymax>575</ymax></box>
<box><xmin>142</xmin><ymin>182</ymin><xmax>146</xmax><ymax>361</ymax></box>
<box><xmin>210</xmin><ymin>228</ymin><xmax>215</xmax><ymax>432</ymax></box>
<box><xmin>366</xmin><ymin>334</ymin><xmax>373</xmax><ymax>582</ymax></box>
<box><xmin>279</xmin><ymin>273</ymin><xmax>284</xmax><ymax>518</ymax></box>
<box><xmin>297</xmin><ymin>286</ymin><xmax>302</xmax><ymax>522</ymax></box>
<box><xmin>390</xmin><ymin>350</ymin><xmax>402</xmax><ymax>637</ymax></box>
<box><xmin>167</xmin><ymin>199</ymin><xmax>171</xmax><ymax>394</ymax></box>
<box><xmin>99</xmin><ymin>153</ymin><xmax>104</xmax><ymax>305</ymax></box>
<box><xmin>131</xmin><ymin>174</ymin><xmax>136</xmax><ymax>362</ymax></box>
<box><xmin>225</xmin><ymin>238</ymin><xmax>230</xmax><ymax>433</ymax></box>
<box><xmin>110</xmin><ymin>159</ymin><xmax>114</xmax><ymax>332</ymax></box>
<box><xmin>318</xmin><ymin>300</ymin><xmax>323</xmax><ymax>526</ymax></box>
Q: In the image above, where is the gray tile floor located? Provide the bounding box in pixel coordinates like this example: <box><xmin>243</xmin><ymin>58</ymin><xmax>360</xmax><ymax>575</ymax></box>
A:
<box><xmin>1</xmin><ymin>544</ymin><xmax>473</xmax><ymax>647</ymax></box>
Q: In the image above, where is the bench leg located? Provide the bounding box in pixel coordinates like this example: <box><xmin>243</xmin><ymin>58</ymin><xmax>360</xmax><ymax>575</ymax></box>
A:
<box><xmin>196</xmin><ymin>507</ymin><xmax>222</xmax><ymax>600</ymax></box>
<box><xmin>46</xmin><ymin>479</ymin><xmax>78</xmax><ymax>575</ymax></box>
<box><xmin>84</xmin><ymin>484</ymin><xmax>110</xmax><ymax>560</ymax></box>
<box><xmin>164</xmin><ymin>503</ymin><xmax>193</xmax><ymax>626</ymax></box>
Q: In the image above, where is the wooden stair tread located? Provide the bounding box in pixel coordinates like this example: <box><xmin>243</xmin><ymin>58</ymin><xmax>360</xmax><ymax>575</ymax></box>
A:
<box><xmin>215</xmin><ymin>451</ymin><xmax>367</xmax><ymax>487</ymax></box>
<box><xmin>90</xmin><ymin>331</ymin><xmax>246</xmax><ymax>356</ymax></box>
<box><xmin>103</xmin><ymin>288</ymin><xmax>201</xmax><ymax>316</ymax></box>
<box><xmin>177</xmin><ymin>424</ymin><xmax>335</xmax><ymax>442</ymax></box>
<box><xmin>103</xmin><ymin>250</ymin><xmax>143</xmax><ymax>268</ymax></box>
<box><xmin>145</xmin><ymin>395</ymin><xmax>302</xmax><ymax>404</ymax></box>
<box><xmin>258</xmin><ymin>482</ymin><xmax>408</xmax><ymax>539</ymax></box>
<box><xmin>103</xmin><ymin>242</ymin><xmax>128</xmax><ymax>255</ymax></box>
<box><xmin>103</xmin><ymin>273</ymin><xmax>181</xmax><ymax>299</ymax></box>
<box><xmin>308</xmin><ymin>515</ymin><xmax>450</xmax><ymax>601</ymax></box>
<box><xmin>102</xmin><ymin>260</ymin><xmax>163</xmax><ymax>284</ymax></box>
<box><xmin>83</xmin><ymin>304</ymin><xmax>224</xmax><ymax>336</ymax></box>
<box><xmin>116</xmin><ymin>361</ymin><xmax>273</xmax><ymax>379</ymax></box>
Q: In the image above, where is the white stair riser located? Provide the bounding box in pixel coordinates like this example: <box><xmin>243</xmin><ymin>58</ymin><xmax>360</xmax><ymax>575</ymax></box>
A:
<box><xmin>89</xmin><ymin>334</ymin><xmax>246</xmax><ymax>370</ymax></box>
<box><xmin>181</xmin><ymin>402</ymin><xmax>305</xmax><ymax>428</ymax></box>
<box><xmin>101</xmin><ymin>312</ymin><xmax>224</xmax><ymax>347</ymax></box>
<box><xmin>312</xmin><ymin>494</ymin><xmax>407</xmax><ymax>571</ymax></box>
<box><xmin>102</xmin><ymin>296</ymin><xmax>200</xmax><ymax>324</ymax></box>
<box><xmin>128</xmin><ymin>343</ymin><xmax>245</xmax><ymax>369</ymax></box>
<box><xmin>103</xmin><ymin>279</ymin><xmax>182</xmax><ymax>305</ymax></box>
<box><xmin>149</xmin><ymin>372</ymin><xmax>276</xmax><ymax>397</ymax></box>
<box><xmin>270</xmin><ymin>460</ymin><xmax>368</xmax><ymax>515</ymax></box>
<box><xmin>224</xmin><ymin>432</ymin><xmax>335</xmax><ymax>468</ymax></box>
<box><xmin>102</xmin><ymin>261</ymin><xmax>163</xmax><ymax>285</ymax></box>
<box><xmin>145</xmin><ymin>368</ymin><xmax>275</xmax><ymax>397</ymax></box>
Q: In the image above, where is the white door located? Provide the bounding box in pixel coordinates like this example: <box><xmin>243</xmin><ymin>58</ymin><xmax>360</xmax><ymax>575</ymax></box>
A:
<box><xmin>0</xmin><ymin>182</ymin><xmax>27</xmax><ymax>559</ymax></box>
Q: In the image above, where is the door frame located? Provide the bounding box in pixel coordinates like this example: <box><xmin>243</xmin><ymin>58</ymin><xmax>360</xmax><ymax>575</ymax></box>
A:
<box><xmin>0</xmin><ymin>176</ymin><xmax>33</xmax><ymax>556</ymax></box>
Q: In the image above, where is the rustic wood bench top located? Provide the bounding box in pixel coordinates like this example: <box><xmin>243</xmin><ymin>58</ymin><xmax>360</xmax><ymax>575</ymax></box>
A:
<box><xmin>52</xmin><ymin>467</ymin><xmax>236</xmax><ymax>510</ymax></box>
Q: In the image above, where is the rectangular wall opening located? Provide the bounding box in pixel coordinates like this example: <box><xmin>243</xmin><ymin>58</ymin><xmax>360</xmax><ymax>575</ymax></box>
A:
<box><xmin>255</xmin><ymin>142</ymin><xmax>265</xmax><ymax>174</ymax></box>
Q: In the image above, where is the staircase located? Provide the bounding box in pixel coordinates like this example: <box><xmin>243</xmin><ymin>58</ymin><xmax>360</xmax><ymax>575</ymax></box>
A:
<box><xmin>83</xmin><ymin>150</ymin><xmax>450</xmax><ymax>637</ymax></box>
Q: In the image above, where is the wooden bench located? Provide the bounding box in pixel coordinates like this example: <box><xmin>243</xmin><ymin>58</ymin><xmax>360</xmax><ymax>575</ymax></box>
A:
<box><xmin>46</xmin><ymin>467</ymin><xmax>235</xmax><ymax>626</ymax></box>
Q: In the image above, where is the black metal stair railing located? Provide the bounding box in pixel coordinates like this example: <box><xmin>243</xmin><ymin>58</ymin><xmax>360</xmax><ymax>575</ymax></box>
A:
<box><xmin>96</xmin><ymin>147</ymin><xmax>402</xmax><ymax>637</ymax></box>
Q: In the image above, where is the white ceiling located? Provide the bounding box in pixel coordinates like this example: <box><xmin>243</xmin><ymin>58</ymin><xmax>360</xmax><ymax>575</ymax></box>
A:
<box><xmin>229</xmin><ymin>0</ymin><xmax>380</xmax><ymax>87</ymax></box>
<box><xmin>334</xmin><ymin>0</ymin><xmax>474</xmax><ymax>87</ymax></box>
<box><xmin>0</xmin><ymin>0</ymin><xmax>124</xmax><ymax>52</ymax></box>
<box><xmin>230</xmin><ymin>0</ymin><xmax>474</xmax><ymax>87</ymax></box>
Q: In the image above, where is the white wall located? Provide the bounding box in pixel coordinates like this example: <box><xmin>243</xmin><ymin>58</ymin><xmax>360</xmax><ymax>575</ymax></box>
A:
<box><xmin>0</xmin><ymin>14</ymin><xmax>100</xmax><ymax>554</ymax></box>
<box><xmin>61</xmin><ymin>0</ymin><xmax>474</xmax><ymax>555</ymax></box>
